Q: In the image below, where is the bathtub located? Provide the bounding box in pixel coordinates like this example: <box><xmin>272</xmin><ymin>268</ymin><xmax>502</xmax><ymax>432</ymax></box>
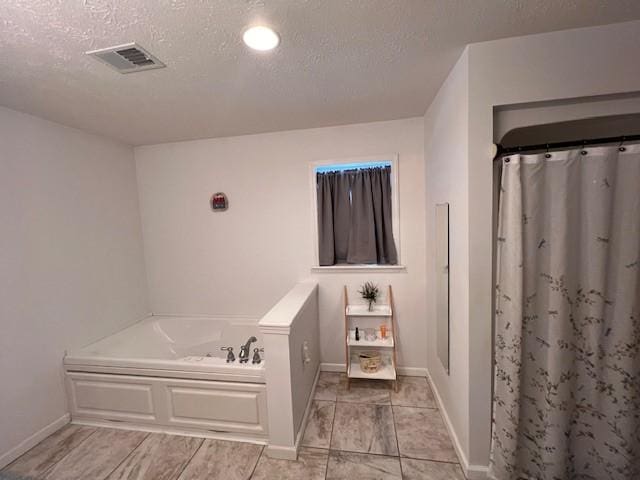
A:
<box><xmin>64</xmin><ymin>315</ymin><xmax>268</xmax><ymax>442</ymax></box>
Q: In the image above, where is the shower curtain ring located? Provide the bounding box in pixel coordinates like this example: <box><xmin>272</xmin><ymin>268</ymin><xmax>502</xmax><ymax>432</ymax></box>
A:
<box><xmin>580</xmin><ymin>140</ymin><xmax>588</xmax><ymax>156</ymax></box>
<box><xmin>619</xmin><ymin>136</ymin><xmax>627</xmax><ymax>152</ymax></box>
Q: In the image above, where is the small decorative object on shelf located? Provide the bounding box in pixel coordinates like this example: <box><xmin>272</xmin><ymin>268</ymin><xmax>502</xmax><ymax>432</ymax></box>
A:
<box><xmin>359</xmin><ymin>281</ymin><xmax>379</xmax><ymax>311</ymax></box>
<box><xmin>359</xmin><ymin>351</ymin><xmax>381</xmax><ymax>373</ymax></box>
<box><xmin>344</xmin><ymin>284</ymin><xmax>398</xmax><ymax>392</ymax></box>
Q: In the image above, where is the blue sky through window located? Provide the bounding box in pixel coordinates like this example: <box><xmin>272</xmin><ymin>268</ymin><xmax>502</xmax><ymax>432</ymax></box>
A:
<box><xmin>315</xmin><ymin>161</ymin><xmax>391</xmax><ymax>174</ymax></box>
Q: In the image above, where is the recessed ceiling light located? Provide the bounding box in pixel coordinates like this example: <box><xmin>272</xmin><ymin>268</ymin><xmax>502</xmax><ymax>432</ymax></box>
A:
<box><xmin>243</xmin><ymin>26</ymin><xmax>280</xmax><ymax>51</ymax></box>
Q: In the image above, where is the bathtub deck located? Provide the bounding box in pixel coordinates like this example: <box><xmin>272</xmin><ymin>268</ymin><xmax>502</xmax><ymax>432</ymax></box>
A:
<box><xmin>2</xmin><ymin>375</ymin><xmax>464</xmax><ymax>480</ymax></box>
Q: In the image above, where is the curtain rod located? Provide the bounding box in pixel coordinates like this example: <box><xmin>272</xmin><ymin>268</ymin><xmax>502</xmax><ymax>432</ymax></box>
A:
<box><xmin>496</xmin><ymin>134</ymin><xmax>640</xmax><ymax>157</ymax></box>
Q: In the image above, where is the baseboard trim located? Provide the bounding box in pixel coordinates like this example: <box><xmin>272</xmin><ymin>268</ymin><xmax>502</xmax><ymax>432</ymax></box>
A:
<box><xmin>396</xmin><ymin>366</ymin><xmax>429</xmax><ymax>377</ymax></box>
<box><xmin>320</xmin><ymin>363</ymin><xmax>428</xmax><ymax>377</ymax></box>
<box><xmin>293</xmin><ymin>365</ymin><xmax>321</xmax><ymax>453</ymax></box>
<box><xmin>319</xmin><ymin>362</ymin><xmax>344</xmax><ymax>372</ymax></box>
<box><xmin>0</xmin><ymin>413</ymin><xmax>70</xmax><ymax>469</ymax></box>
<box><xmin>71</xmin><ymin>418</ymin><xmax>267</xmax><ymax>445</ymax></box>
<box><xmin>466</xmin><ymin>464</ymin><xmax>490</xmax><ymax>480</ymax></box>
<box><xmin>266</xmin><ymin>366</ymin><xmax>320</xmax><ymax>461</ymax></box>
<box><xmin>425</xmin><ymin>370</ymin><xmax>489</xmax><ymax>480</ymax></box>
<box><xmin>264</xmin><ymin>444</ymin><xmax>298</xmax><ymax>460</ymax></box>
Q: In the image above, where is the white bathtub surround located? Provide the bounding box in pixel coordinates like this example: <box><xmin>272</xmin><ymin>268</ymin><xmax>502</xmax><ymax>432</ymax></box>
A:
<box><xmin>64</xmin><ymin>316</ymin><xmax>268</xmax><ymax>442</ymax></box>
<box><xmin>63</xmin><ymin>283</ymin><xmax>320</xmax><ymax>458</ymax></box>
<box><xmin>65</xmin><ymin>315</ymin><xmax>264</xmax><ymax>382</ymax></box>
<box><xmin>259</xmin><ymin>282</ymin><xmax>321</xmax><ymax>460</ymax></box>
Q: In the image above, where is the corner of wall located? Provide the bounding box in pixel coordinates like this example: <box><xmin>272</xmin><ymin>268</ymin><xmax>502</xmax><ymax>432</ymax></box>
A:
<box><xmin>0</xmin><ymin>106</ymin><xmax>151</xmax><ymax>464</ymax></box>
<box><xmin>423</xmin><ymin>45</ymin><xmax>473</xmax><ymax>467</ymax></box>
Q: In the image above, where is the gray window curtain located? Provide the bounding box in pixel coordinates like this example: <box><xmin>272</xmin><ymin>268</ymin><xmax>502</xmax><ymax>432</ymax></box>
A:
<box><xmin>490</xmin><ymin>144</ymin><xmax>640</xmax><ymax>480</ymax></box>
<box><xmin>317</xmin><ymin>166</ymin><xmax>397</xmax><ymax>265</ymax></box>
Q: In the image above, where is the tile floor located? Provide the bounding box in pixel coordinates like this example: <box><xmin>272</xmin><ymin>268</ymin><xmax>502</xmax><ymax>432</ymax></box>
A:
<box><xmin>2</xmin><ymin>374</ymin><xmax>464</xmax><ymax>480</ymax></box>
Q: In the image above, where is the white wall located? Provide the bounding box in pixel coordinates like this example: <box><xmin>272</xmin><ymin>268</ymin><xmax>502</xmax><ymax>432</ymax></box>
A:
<box><xmin>0</xmin><ymin>106</ymin><xmax>149</xmax><ymax>465</ymax></box>
<box><xmin>135</xmin><ymin>118</ymin><xmax>427</xmax><ymax>369</ymax></box>
<box><xmin>423</xmin><ymin>48</ymin><xmax>470</xmax><ymax>462</ymax></box>
<box><xmin>423</xmin><ymin>19</ymin><xmax>640</xmax><ymax>475</ymax></box>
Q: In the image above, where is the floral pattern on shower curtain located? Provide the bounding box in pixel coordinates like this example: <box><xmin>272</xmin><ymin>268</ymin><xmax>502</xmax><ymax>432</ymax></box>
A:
<box><xmin>489</xmin><ymin>144</ymin><xmax>640</xmax><ymax>480</ymax></box>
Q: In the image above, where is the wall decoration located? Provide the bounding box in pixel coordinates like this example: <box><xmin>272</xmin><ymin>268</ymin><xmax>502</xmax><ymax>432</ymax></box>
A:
<box><xmin>210</xmin><ymin>192</ymin><xmax>228</xmax><ymax>211</ymax></box>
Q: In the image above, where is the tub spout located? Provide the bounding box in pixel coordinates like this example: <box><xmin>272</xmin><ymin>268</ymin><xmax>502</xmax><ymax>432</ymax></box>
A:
<box><xmin>239</xmin><ymin>336</ymin><xmax>257</xmax><ymax>363</ymax></box>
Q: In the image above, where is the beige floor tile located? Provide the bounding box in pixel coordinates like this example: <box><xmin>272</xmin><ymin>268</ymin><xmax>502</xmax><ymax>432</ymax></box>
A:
<box><xmin>3</xmin><ymin>425</ymin><xmax>95</xmax><ymax>479</ymax></box>
<box><xmin>106</xmin><ymin>433</ymin><xmax>202</xmax><ymax>480</ymax></box>
<box><xmin>44</xmin><ymin>428</ymin><xmax>148</xmax><ymax>480</ymax></box>
<box><xmin>337</xmin><ymin>377</ymin><xmax>391</xmax><ymax>405</ymax></box>
<box><xmin>251</xmin><ymin>447</ymin><xmax>328</xmax><ymax>480</ymax></box>
<box><xmin>301</xmin><ymin>400</ymin><xmax>335</xmax><ymax>448</ymax></box>
<box><xmin>314</xmin><ymin>372</ymin><xmax>342</xmax><ymax>401</ymax></box>
<box><xmin>3</xmin><ymin>400</ymin><xmax>466</xmax><ymax>480</ymax></box>
<box><xmin>330</xmin><ymin>403</ymin><xmax>398</xmax><ymax>456</ymax></box>
<box><xmin>177</xmin><ymin>439</ymin><xmax>261</xmax><ymax>480</ymax></box>
<box><xmin>401</xmin><ymin>458</ymin><xmax>465</xmax><ymax>479</ymax></box>
<box><xmin>326</xmin><ymin>451</ymin><xmax>401</xmax><ymax>479</ymax></box>
<box><xmin>393</xmin><ymin>407</ymin><xmax>458</xmax><ymax>462</ymax></box>
<box><xmin>390</xmin><ymin>376</ymin><xmax>436</xmax><ymax>408</ymax></box>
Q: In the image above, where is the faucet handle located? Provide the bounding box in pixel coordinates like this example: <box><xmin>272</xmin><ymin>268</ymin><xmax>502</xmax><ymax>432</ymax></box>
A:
<box><xmin>252</xmin><ymin>347</ymin><xmax>264</xmax><ymax>364</ymax></box>
<box><xmin>221</xmin><ymin>346</ymin><xmax>235</xmax><ymax>363</ymax></box>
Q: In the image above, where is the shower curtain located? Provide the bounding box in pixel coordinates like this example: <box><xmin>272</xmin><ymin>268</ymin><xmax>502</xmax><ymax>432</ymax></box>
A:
<box><xmin>490</xmin><ymin>144</ymin><xmax>640</xmax><ymax>480</ymax></box>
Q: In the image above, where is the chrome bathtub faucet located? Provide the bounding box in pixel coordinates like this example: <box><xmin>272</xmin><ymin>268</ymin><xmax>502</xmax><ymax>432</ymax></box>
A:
<box><xmin>220</xmin><ymin>346</ymin><xmax>235</xmax><ymax>363</ymax></box>
<box><xmin>239</xmin><ymin>336</ymin><xmax>257</xmax><ymax>363</ymax></box>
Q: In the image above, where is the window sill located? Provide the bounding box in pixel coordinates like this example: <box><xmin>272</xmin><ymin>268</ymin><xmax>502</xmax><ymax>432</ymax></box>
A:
<box><xmin>311</xmin><ymin>265</ymin><xmax>407</xmax><ymax>273</ymax></box>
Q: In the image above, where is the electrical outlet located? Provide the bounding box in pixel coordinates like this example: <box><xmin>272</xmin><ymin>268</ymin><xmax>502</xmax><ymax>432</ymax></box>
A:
<box><xmin>302</xmin><ymin>341</ymin><xmax>311</xmax><ymax>364</ymax></box>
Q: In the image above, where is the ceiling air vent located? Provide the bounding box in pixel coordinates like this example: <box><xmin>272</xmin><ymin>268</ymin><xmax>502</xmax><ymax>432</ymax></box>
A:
<box><xmin>86</xmin><ymin>43</ymin><xmax>165</xmax><ymax>74</ymax></box>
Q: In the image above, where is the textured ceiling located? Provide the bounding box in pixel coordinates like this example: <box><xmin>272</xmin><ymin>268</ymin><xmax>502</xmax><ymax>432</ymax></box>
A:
<box><xmin>2</xmin><ymin>1</ymin><xmax>640</xmax><ymax>145</ymax></box>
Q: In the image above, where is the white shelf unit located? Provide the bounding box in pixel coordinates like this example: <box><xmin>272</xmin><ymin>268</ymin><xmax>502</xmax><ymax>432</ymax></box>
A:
<box><xmin>348</xmin><ymin>360</ymin><xmax>396</xmax><ymax>380</ymax></box>
<box><xmin>343</xmin><ymin>285</ymin><xmax>398</xmax><ymax>391</ymax></box>
<box><xmin>345</xmin><ymin>304</ymin><xmax>392</xmax><ymax>317</ymax></box>
<box><xmin>347</xmin><ymin>329</ymin><xmax>394</xmax><ymax>348</ymax></box>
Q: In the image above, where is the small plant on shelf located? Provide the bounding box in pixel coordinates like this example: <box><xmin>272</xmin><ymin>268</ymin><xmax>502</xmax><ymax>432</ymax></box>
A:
<box><xmin>359</xmin><ymin>281</ymin><xmax>380</xmax><ymax>311</ymax></box>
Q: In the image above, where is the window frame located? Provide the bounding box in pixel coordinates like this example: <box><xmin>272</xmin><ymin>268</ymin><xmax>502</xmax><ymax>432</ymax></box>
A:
<box><xmin>309</xmin><ymin>154</ymin><xmax>405</xmax><ymax>272</ymax></box>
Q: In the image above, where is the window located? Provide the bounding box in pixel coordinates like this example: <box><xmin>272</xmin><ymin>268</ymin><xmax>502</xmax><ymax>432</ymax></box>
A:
<box><xmin>311</xmin><ymin>155</ymin><xmax>401</xmax><ymax>270</ymax></box>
